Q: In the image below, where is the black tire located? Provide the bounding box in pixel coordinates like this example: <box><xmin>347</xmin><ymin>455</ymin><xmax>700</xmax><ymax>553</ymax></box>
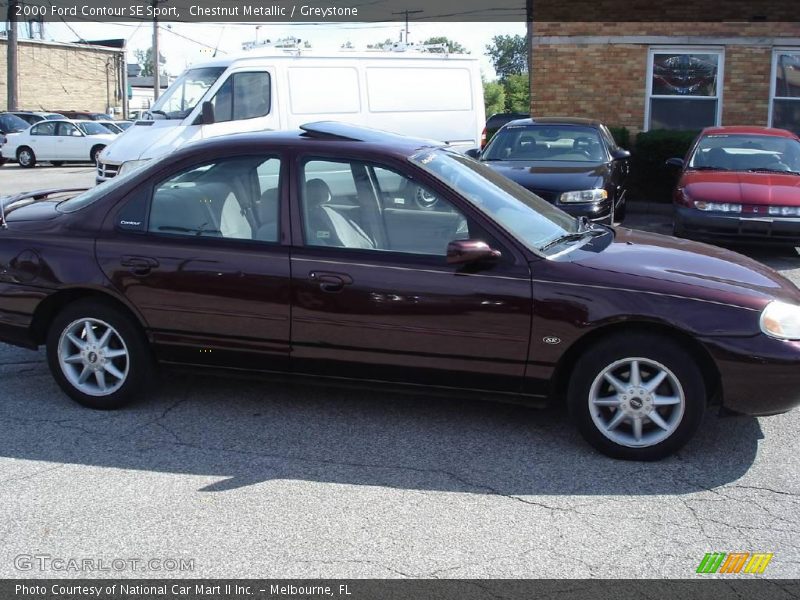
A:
<box><xmin>17</xmin><ymin>146</ymin><xmax>36</xmax><ymax>168</ymax></box>
<box><xmin>90</xmin><ymin>145</ymin><xmax>105</xmax><ymax>164</ymax></box>
<box><xmin>46</xmin><ymin>299</ymin><xmax>153</xmax><ymax>409</ymax></box>
<box><xmin>567</xmin><ymin>333</ymin><xmax>706</xmax><ymax>460</ymax></box>
<box><xmin>672</xmin><ymin>219</ymin><xmax>685</xmax><ymax>238</ymax></box>
<box><xmin>51</xmin><ymin>161</ymin><xmax>64</xmax><ymax>167</ymax></box>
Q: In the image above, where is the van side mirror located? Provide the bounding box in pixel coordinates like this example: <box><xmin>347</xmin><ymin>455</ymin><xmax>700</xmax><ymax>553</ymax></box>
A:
<box><xmin>446</xmin><ymin>239</ymin><xmax>501</xmax><ymax>265</ymax></box>
<box><xmin>665</xmin><ymin>157</ymin><xmax>685</xmax><ymax>169</ymax></box>
<box><xmin>201</xmin><ymin>101</ymin><xmax>216</xmax><ymax>125</ymax></box>
<box><xmin>464</xmin><ymin>148</ymin><xmax>481</xmax><ymax>159</ymax></box>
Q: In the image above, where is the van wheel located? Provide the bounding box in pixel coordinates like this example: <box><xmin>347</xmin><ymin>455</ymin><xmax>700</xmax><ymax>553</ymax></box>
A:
<box><xmin>90</xmin><ymin>145</ymin><xmax>105</xmax><ymax>164</ymax></box>
<box><xmin>46</xmin><ymin>299</ymin><xmax>153</xmax><ymax>409</ymax></box>
<box><xmin>17</xmin><ymin>147</ymin><xmax>36</xmax><ymax>168</ymax></box>
<box><xmin>567</xmin><ymin>333</ymin><xmax>705</xmax><ymax>460</ymax></box>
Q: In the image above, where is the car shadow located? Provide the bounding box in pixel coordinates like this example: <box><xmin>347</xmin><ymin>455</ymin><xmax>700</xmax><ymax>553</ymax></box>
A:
<box><xmin>0</xmin><ymin>345</ymin><xmax>763</xmax><ymax>496</ymax></box>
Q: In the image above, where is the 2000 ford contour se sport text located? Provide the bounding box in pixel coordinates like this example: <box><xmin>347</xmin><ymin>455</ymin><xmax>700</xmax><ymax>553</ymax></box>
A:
<box><xmin>0</xmin><ymin>122</ymin><xmax>799</xmax><ymax>461</ymax></box>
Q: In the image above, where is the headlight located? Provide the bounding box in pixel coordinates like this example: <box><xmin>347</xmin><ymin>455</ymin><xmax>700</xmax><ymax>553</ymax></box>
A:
<box><xmin>768</xmin><ymin>206</ymin><xmax>800</xmax><ymax>217</ymax></box>
<box><xmin>559</xmin><ymin>189</ymin><xmax>608</xmax><ymax>204</ymax></box>
<box><xmin>118</xmin><ymin>159</ymin><xmax>150</xmax><ymax>176</ymax></box>
<box><xmin>760</xmin><ymin>301</ymin><xmax>800</xmax><ymax>340</ymax></box>
<box><xmin>694</xmin><ymin>201</ymin><xmax>742</xmax><ymax>213</ymax></box>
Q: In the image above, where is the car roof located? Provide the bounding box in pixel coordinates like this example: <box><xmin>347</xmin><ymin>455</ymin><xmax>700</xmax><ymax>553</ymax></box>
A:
<box><xmin>504</xmin><ymin>117</ymin><xmax>603</xmax><ymax>128</ymax></box>
<box><xmin>701</xmin><ymin>125</ymin><xmax>798</xmax><ymax>139</ymax></box>
<box><xmin>170</xmin><ymin>121</ymin><xmax>444</xmax><ymax>160</ymax></box>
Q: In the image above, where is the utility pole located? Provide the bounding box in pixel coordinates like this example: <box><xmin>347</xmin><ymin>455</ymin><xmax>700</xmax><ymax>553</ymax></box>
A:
<box><xmin>6</xmin><ymin>0</ymin><xmax>19</xmax><ymax>111</ymax></box>
<box><xmin>391</xmin><ymin>9</ymin><xmax>422</xmax><ymax>45</ymax></box>
<box><xmin>152</xmin><ymin>0</ymin><xmax>160</xmax><ymax>101</ymax></box>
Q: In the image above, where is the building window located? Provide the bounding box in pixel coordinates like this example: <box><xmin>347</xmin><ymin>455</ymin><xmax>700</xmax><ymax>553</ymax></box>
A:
<box><xmin>770</xmin><ymin>50</ymin><xmax>800</xmax><ymax>134</ymax></box>
<box><xmin>646</xmin><ymin>48</ymin><xmax>723</xmax><ymax>131</ymax></box>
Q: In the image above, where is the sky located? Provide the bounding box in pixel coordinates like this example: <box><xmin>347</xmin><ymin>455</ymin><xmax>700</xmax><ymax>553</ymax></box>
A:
<box><xmin>40</xmin><ymin>21</ymin><xmax>526</xmax><ymax>80</ymax></box>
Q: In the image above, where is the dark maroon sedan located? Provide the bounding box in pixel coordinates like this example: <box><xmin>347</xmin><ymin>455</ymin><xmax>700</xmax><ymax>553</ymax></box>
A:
<box><xmin>1</xmin><ymin>122</ymin><xmax>799</xmax><ymax>461</ymax></box>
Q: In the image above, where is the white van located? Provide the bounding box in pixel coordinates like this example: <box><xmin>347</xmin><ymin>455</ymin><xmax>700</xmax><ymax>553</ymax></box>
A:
<box><xmin>97</xmin><ymin>50</ymin><xmax>485</xmax><ymax>183</ymax></box>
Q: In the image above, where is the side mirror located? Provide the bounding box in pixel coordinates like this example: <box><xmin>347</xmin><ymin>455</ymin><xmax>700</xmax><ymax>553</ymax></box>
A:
<box><xmin>665</xmin><ymin>157</ymin><xmax>685</xmax><ymax>169</ymax></box>
<box><xmin>464</xmin><ymin>148</ymin><xmax>481</xmax><ymax>159</ymax></box>
<box><xmin>201</xmin><ymin>101</ymin><xmax>216</xmax><ymax>125</ymax></box>
<box><xmin>611</xmin><ymin>148</ymin><xmax>631</xmax><ymax>160</ymax></box>
<box><xmin>446</xmin><ymin>239</ymin><xmax>501</xmax><ymax>265</ymax></box>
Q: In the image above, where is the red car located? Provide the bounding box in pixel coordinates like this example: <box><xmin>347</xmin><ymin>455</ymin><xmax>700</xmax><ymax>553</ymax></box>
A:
<box><xmin>669</xmin><ymin>126</ymin><xmax>800</xmax><ymax>244</ymax></box>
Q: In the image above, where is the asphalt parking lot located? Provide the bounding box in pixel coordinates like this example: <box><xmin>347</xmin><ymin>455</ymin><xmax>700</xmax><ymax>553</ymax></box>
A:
<box><xmin>0</xmin><ymin>164</ymin><xmax>799</xmax><ymax>579</ymax></box>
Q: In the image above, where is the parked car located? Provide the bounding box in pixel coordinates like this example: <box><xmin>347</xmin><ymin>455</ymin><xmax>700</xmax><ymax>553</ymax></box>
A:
<box><xmin>468</xmin><ymin>117</ymin><xmax>631</xmax><ymax>224</ymax></box>
<box><xmin>669</xmin><ymin>126</ymin><xmax>800</xmax><ymax>243</ymax></box>
<box><xmin>95</xmin><ymin>120</ymin><xmax>132</xmax><ymax>134</ymax></box>
<box><xmin>53</xmin><ymin>110</ymin><xmax>114</xmax><ymax>121</ymax></box>
<box><xmin>0</xmin><ymin>112</ymin><xmax>30</xmax><ymax>166</ymax></box>
<box><xmin>5</xmin><ymin>111</ymin><xmax>65</xmax><ymax>125</ymax></box>
<box><xmin>0</xmin><ymin>122</ymin><xmax>799</xmax><ymax>460</ymax></box>
<box><xmin>481</xmin><ymin>112</ymin><xmax>529</xmax><ymax>148</ymax></box>
<box><xmin>0</xmin><ymin>118</ymin><xmax>116</xmax><ymax>168</ymax></box>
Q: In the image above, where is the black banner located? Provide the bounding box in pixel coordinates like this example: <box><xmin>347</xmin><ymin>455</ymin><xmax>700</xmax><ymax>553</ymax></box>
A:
<box><xmin>4</xmin><ymin>580</ymin><xmax>800</xmax><ymax>600</ymax></box>
<box><xmin>2</xmin><ymin>0</ymin><xmax>797</xmax><ymax>22</ymax></box>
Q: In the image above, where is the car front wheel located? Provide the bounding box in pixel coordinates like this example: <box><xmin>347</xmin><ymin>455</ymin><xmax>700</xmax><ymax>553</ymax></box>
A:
<box><xmin>90</xmin><ymin>145</ymin><xmax>105</xmax><ymax>164</ymax></box>
<box><xmin>568</xmin><ymin>333</ymin><xmax>705</xmax><ymax>460</ymax></box>
<box><xmin>17</xmin><ymin>146</ymin><xmax>36</xmax><ymax>168</ymax></box>
<box><xmin>46</xmin><ymin>299</ymin><xmax>153</xmax><ymax>409</ymax></box>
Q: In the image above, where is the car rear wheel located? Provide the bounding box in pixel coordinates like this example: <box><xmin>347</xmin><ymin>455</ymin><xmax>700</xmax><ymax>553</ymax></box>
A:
<box><xmin>46</xmin><ymin>299</ymin><xmax>153</xmax><ymax>409</ymax></box>
<box><xmin>17</xmin><ymin>146</ymin><xmax>36</xmax><ymax>168</ymax></box>
<box><xmin>567</xmin><ymin>333</ymin><xmax>705</xmax><ymax>460</ymax></box>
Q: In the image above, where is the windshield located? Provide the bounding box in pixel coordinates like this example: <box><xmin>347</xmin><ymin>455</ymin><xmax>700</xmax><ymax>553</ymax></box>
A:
<box><xmin>483</xmin><ymin>125</ymin><xmax>606</xmax><ymax>162</ymax></box>
<box><xmin>77</xmin><ymin>122</ymin><xmax>112</xmax><ymax>135</ymax></box>
<box><xmin>689</xmin><ymin>134</ymin><xmax>800</xmax><ymax>173</ymax></box>
<box><xmin>0</xmin><ymin>113</ymin><xmax>29</xmax><ymax>133</ymax></box>
<box><xmin>410</xmin><ymin>149</ymin><xmax>577</xmax><ymax>252</ymax></box>
<box><xmin>58</xmin><ymin>165</ymin><xmax>141</xmax><ymax>213</ymax></box>
<box><xmin>148</xmin><ymin>67</ymin><xmax>226</xmax><ymax>120</ymax></box>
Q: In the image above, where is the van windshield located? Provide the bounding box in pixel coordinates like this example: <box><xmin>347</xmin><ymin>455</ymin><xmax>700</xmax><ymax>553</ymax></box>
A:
<box><xmin>148</xmin><ymin>67</ymin><xmax>225</xmax><ymax>120</ymax></box>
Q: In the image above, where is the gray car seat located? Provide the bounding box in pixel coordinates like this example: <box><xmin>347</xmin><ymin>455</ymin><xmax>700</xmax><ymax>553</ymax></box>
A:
<box><xmin>304</xmin><ymin>178</ymin><xmax>374</xmax><ymax>249</ymax></box>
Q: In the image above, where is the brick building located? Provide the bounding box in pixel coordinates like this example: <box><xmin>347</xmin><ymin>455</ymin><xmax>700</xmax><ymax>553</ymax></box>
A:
<box><xmin>530</xmin><ymin>22</ymin><xmax>800</xmax><ymax>135</ymax></box>
<box><xmin>0</xmin><ymin>37</ymin><xmax>126</xmax><ymax>116</ymax></box>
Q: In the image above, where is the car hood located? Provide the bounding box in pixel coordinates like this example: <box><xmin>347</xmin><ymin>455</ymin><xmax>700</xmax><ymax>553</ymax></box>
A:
<box><xmin>482</xmin><ymin>160</ymin><xmax>608</xmax><ymax>194</ymax></box>
<box><xmin>546</xmin><ymin>227</ymin><xmax>800</xmax><ymax>311</ymax></box>
<box><xmin>681</xmin><ymin>170</ymin><xmax>800</xmax><ymax>206</ymax></box>
<box><xmin>100</xmin><ymin>119</ymin><xmax>201</xmax><ymax>164</ymax></box>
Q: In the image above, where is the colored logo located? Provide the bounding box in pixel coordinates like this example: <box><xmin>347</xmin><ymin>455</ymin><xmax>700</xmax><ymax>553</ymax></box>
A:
<box><xmin>696</xmin><ymin>552</ymin><xmax>773</xmax><ymax>574</ymax></box>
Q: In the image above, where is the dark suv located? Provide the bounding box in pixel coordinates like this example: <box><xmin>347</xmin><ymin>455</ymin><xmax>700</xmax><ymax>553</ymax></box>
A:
<box><xmin>481</xmin><ymin>112</ymin><xmax>529</xmax><ymax>148</ymax></box>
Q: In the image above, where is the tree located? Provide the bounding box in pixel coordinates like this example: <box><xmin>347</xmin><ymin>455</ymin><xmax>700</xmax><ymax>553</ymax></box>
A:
<box><xmin>483</xmin><ymin>80</ymin><xmax>506</xmax><ymax>117</ymax></box>
<box><xmin>503</xmin><ymin>72</ymin><xmax>531</xmax><ymax>113</ymax></box>
<box><xmin>133</xmin><ymin>48</ymin><xmax>166</xmax><ymax>78</ymax></box>
<box><xmin>420</xmin><ymin>36</ymin><xmax>468</xmax><ymax>54</ymax></box>
<box><xmin>485</xmin><ymin>34</ymin><xmax>527</xmax><ymax>81</ymax></box>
